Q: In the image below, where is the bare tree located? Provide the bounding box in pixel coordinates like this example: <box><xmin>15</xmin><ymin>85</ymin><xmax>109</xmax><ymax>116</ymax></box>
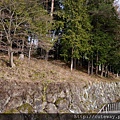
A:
<box><xmin>0</xmin><ymin>0</ymin><xmax>31</xmax><ymax>67</ymax></box>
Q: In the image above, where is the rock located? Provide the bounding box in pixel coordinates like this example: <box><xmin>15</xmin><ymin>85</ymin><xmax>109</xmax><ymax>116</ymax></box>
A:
<box><xmin>35</xmin><ymin>102</ymin><xmax>47</xmax><ymax>113</ymax></box>
<box><xmin>17</xmin><ymin>103</ymin><xmax>34</xmax><ymax>113</ymax></box>
<box><xmin>6</xmin><ymin>97</ymin><xmax>23</xmax><ymax>110</ymax></box>
<box><xmin>19</xmin><ymin>54</ymin><xmax>24</xmax><ymax>60</ymax></box>
<box><xmin>69</xmin><ymin>104</ymin><xmax>82</xmax><ymax>113</ymax></box>
<box><xmin>58</xmin><ymin>91</ymin><xmax>65</xmax><ymax>98</ymax></box>
<box><xmin>46</xmin><ymin>94</ymin><xmax>57</xmax><ymax>103</ymax></box>
<box><xmin>45</xmin><ymin>103</ymin><xmax>58</xmax><ymax>113</ymax></box>
<box><xmin>56</xmin><ymin>99</ymin><xmax>69</xmax><ymax>111</ymax></box>
<box><xmin>34</xmin><ymin>99</ymin><xmax>42</xmax><ymax>107</ymax></box>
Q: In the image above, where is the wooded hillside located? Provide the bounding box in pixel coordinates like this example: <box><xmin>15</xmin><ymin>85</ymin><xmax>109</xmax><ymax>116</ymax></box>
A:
<box><xmin>0</xmin><ymin>0</ymin><xmax>120</xmax><ymax>78</ymax></box>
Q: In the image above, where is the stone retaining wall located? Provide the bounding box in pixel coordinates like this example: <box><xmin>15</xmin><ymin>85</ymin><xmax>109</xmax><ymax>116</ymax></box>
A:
<box><xmin>0</xmin><ymin>80</ymin><xmax>120</xmax><ymax>113</ymax></box>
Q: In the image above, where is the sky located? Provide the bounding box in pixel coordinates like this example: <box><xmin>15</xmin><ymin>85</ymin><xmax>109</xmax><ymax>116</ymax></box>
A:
<box><xmin>114</xmin><ymin>0</ymin><xmax>120</xmax><ymax>11</ymax></box>
<box><xmin>114</xmin><ymin>0</ymin><xmax>120</xmax><ymax>5</ymax></box>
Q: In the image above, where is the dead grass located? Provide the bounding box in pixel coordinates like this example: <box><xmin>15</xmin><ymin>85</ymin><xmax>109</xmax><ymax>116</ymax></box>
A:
<box><xmin>0</xmin><ymin>55</ymin><xmax>119</xmax><ymax>83</ymax></box>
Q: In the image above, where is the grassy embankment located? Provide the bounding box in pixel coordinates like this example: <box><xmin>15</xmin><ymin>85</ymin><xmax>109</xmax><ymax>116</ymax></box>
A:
<box><xmin>0</xmin><ymin>54</ymin><xmax>119</xmax><ymax>83</ymax></box>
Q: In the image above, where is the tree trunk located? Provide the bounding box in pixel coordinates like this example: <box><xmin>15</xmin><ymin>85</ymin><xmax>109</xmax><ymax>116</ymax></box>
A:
<box><xmin>22</xmin><ymin>39</ymin><xmax>24</xmax><ymax>53</ymax></box>
<box><xmin>50</xmin><ymin>0</ymin><xmax>54</xmax><ymax>17</ymax></box>
<box><xmin>40</xmin><ymin>48</ymin><xmax>42</xmax><ymax>56</ymax></box>
<box><xmin>116</xmin><ymin>73</ymin><xmax>119</xmax><ymax>77</ymax></box>
<box><xmin>96</xmin><ymin>66</ymin><xmax>98</xmax><ymax>75</ymax></box>
<box><xmin>9</xmin><ymin>51</ymin><xmax>15</xmax><ymax>67</ymax></box>
<box><xmin>8</xmin><ymin>41</ymin><xmax>15</xmax><ymax>67</ymax></box>
<box><xmin>101</xmin><ymin>64</ymin><xmax>104</xmax><ymax>77</ymax></box>
<box><xmin>96</xmin><ymin>51</ymin><xmax>98</xmax><ymax>75</ymax></box>
<box><xmin>74</xmin><ymin>58</ymin><xmax>77</xmax><ymax>69</ymax></box>
<box><xmin>80</xmin><ymin>58</ymin><xmax>83</xmax><ymax>67</ymax></box>
<box><xmin>46</xmin><ymin>0</ymin><xmax>48</xmax><ymax>10</ymax></box>
<box><xmin>91</xmin><ymin>58</ymin><xmax>94</xmax><ymax>75</ymax></box>
<box><xmin>71</xmin><ymin>57</ymin><xmax>73</xmax><ymax>71</ymax></box>
<box><xmin>105</xmin><ymin>65</ymin><xmax>108</xmax><ymax>77</ymax></box>
<box><xmin>112</xmin><ymin>69</ymin><xmax>114</xmax><ymax>75</ymax></box>
<box><xmin>45</xmin><ymin>51</ymin><xmax>49</xmax><ymax>61</ymax></box>
<box><xmin>107</xmin><ymin>67</ymin><xmax>109</xmax><ymax>77</ymax></box>
<box><xmin>0</xmin><ymin>31</ymin><xmax>2</xmax><ymax>45</ymax></box>
<box><xmin>28</xmin><ymin>47</ymin><xmax>31</xmax><ymax>60</ymax></box>
<box><xmin>88</xmin><ymin>61</ymin><xmax>90</xmax><ymax>75</ymax></box>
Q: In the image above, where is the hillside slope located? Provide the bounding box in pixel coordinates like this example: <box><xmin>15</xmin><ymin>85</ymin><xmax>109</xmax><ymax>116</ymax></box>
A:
<box><xmin>0</xmin><ymin>55</ymin><xmax>119</xmax><ymax>83</ymax></box>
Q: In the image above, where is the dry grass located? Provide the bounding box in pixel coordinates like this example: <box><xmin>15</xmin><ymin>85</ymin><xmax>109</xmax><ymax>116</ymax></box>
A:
<box><xmin>0</xmin><ymin>55</ymin><xmax>119</xmax><ymax>83</ymax></box>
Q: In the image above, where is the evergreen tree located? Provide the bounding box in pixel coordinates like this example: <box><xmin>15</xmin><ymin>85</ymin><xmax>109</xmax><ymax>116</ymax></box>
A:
<box><xmin>87</xmin><ymin>0</ymin><xmax>119</xmax><ymax>76</ymax></box>
<box><xmin>57</xmin><ymin>0</ymin><xmax>92</xmax><ymax>71</ymax></box>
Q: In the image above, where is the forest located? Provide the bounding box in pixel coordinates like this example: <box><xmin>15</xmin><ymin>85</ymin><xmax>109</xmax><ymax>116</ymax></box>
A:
<box><xmin>0</xmin><ymin>0</ymin><xmax>120</xmax><ymax>77</ymax></box>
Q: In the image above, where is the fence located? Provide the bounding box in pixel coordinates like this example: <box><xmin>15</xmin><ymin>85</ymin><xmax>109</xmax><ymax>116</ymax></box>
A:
<box><xmin>98</xmin><ymin>102</ymin><xmax>120</xmax><ymax>113</ymax></box>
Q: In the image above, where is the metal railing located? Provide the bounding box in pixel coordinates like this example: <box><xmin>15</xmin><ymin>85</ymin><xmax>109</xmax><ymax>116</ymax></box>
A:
<box><xmin>98</xmin><ymin>102</ymin><xmax>120</xmax><ymax>113</ymax></box>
